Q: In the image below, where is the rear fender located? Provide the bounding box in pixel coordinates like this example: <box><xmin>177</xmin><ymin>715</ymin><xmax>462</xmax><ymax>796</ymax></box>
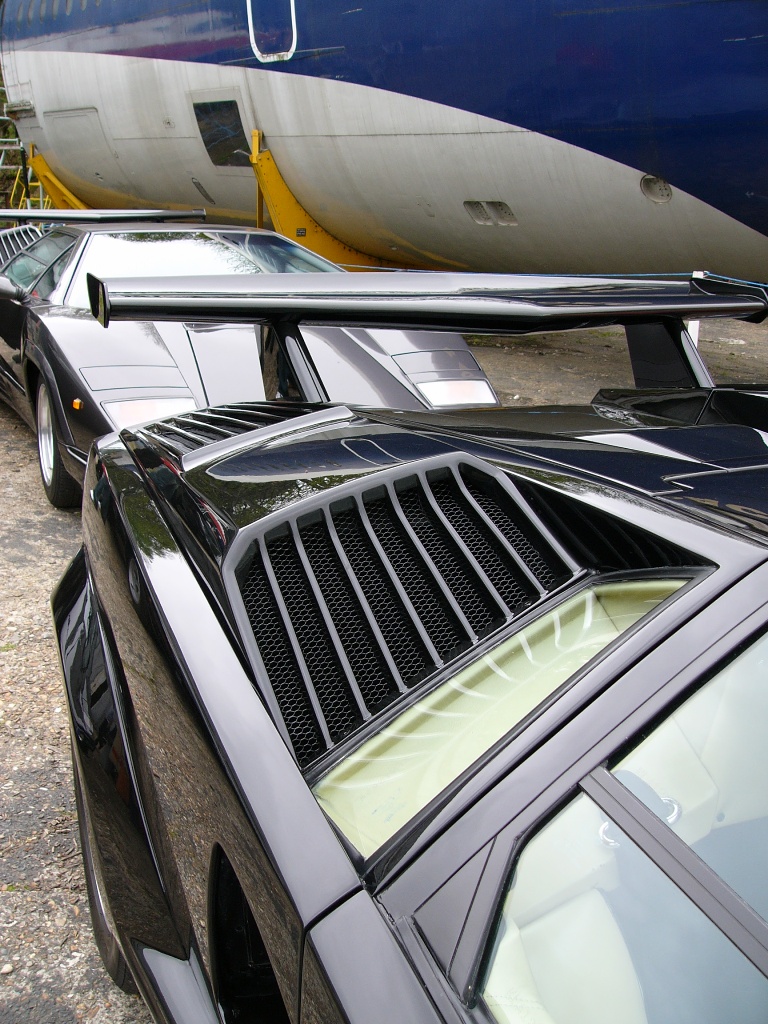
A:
<box><xmin>52</xmin><ymin>550</ymin><xmax>185</xmax><ymax>965</ymax></box>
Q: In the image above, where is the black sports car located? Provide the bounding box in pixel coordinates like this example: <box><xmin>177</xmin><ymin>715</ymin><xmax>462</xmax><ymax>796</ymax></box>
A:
<box><xmin>54</xmin><ymin>272</ymin><xmax>768</xmax><ymax>1024</ymax></box>
<box><xmin>0</xmin><ymin>210</ymin><xmax>497</xmax><ymax>507</ymax></box>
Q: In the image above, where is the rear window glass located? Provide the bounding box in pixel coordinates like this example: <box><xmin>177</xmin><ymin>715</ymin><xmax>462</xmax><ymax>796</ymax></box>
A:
<box><xmin>314</xmin><ymin>578</ymin><xmax>685</xmax><ymax>856</ymax></box>
<box><xmin>26</xmin><ymin>229</ymin><xmax>76</xmax><ymax>265</ymax></box>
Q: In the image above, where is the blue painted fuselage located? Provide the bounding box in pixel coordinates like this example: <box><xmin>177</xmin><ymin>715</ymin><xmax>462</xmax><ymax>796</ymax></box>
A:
<box><xmin>2</xmin><ymin>0</ymin><xmax>767</xmax><ymax>272</ymax></box>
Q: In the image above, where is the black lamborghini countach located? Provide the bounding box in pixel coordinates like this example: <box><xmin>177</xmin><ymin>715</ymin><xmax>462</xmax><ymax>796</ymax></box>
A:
<box><xmin>53</xmin><ymin>271</ymin><xmax>768</xmax><ymax>1024</ymax></box>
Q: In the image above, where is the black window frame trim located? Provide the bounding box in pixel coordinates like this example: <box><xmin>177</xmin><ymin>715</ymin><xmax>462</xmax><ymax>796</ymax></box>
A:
<box><xmin>385</xmin><ymin>557</ymin><xmax>768</xmax><ymax>1018</ymax></box>
<box><xmin>582</xmin><ymin>766</ymin><xmax>768</xmax><ymax>975</ymax></box>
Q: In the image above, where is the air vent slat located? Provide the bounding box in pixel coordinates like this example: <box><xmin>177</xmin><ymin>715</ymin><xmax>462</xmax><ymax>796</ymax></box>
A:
<box><xmin>428</xmin><ymin>469</ymin><xmax>540</xmax><ymax>615</ymax></box>
<box><xmin>365</xmin><ymin>487</ymin><xmax>469</xmax><ymax>662</ymax></box>
<box><xmin>462</xmin><ymin>467</ymin><xmax>572</xmax><ymax>590</ymax></box>
<box><xmin>231</xmin><ymin>456</ymin><xmax>605</xmax><ymax>769</ymax></box>
<box><xmin>240</xmin><ymin>543</ymin><xmax>325</xmax><ymax>765</ymax></box>
<box><xmin>265</xmin><ymin>530</ymin><xmax>360</xmax><ymax>747</ymax></box>
<box><xmin>170</xmin><ymin>417</ymin><xmax>235</xmax><ymax>439</ymax></box>
<box><xmin>333</xmin><ymin>502</ymin><xmax>437</xmax><ymax>685</ymax></box>
<box><xmin>400</xmin><ymin>474</ymin><xmax>507</xmax><ymax>638</ymax></box>
<box><xmin>189</xmin><ymin>407</ymin><xmax>287</xmax><ymax>430</ymax></box>
<box><xmin>298</xmin><ymin>516</ymin><xmax>398</xmax><ymax>716</ymax></box>
<box><xmin>138</xmin><ymin>429</ymin><xmax>194</xmax><ymax>458</ymax></box>
<box><xmin>136</xmin><ymin>403</ymin><xmax>318</xmax><ymax>461</ymax></box>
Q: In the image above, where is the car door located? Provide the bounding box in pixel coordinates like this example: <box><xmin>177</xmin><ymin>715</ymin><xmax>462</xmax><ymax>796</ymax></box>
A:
<box><xmin>0</xmin><ymin>231</ymin><xmax>77</xmax><ymax>414</ymax></box>
<box><xmin>378</xmin><ymin>558</ymin><xmax>768</xmax><ymax>1024</ymax></box>
<box><xmin>0</xmin><ymin>277</ymin><xmax>29</xmax><ymax>415</ymax></box>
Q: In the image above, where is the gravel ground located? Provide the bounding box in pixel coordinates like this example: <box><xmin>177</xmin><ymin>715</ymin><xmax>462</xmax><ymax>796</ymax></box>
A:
<box><xmin>471</xmin><ymin>317</ymin><xmax>768</xmax><ymax>406</ymax></box>
<box><xmin>0</xmin><ymin>315</ymin><xmax>767</xmax><ymax>1023</ymax></box>
<box><xmin>0</xmin><ymin>401</ymin><xmax>151</xmax><ymax>1023</ymax></box>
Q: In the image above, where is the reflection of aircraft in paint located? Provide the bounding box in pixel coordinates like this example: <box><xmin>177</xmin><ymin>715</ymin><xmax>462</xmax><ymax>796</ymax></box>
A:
<box><xmin>1</xmin><ymin>0</ymin><xmax>766</xmax><ymax>277</ymax></box>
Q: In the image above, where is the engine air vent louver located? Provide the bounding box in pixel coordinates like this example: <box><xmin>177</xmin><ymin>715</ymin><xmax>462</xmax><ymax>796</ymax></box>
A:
<box><xmin>230</xmin><ymin>455</ymin><xmax>575</xmax><ymax>768</ymax></box>
<box><xmin>137</xmin><ymin>403</ymin><xmax>317</xmax><ymax>458</ymax></box>
<box><xmin>516</xmin><ymin>482</ymin><xmax>707</xmax><ymax>572</ymax></box>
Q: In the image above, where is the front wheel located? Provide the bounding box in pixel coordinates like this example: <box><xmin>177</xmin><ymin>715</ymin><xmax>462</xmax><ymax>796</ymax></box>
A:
<box><xmin>36</xmin><ymin>380</ymin><xmax>80</xmax><ymax>508</ymax></box>
<box><xmin>72</xmin><ymin>747</ymin><xmax>137</xmax><ymax>993</ymax></box>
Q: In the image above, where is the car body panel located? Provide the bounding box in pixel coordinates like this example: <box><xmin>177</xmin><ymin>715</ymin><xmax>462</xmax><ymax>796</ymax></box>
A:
<box><xmin>54</xmin><ymin>407</ymin><xmax>768</xmax><ymax>1021</ymax></box>
<box><xmin>50</xmin><ymin>277</ymin><xmax>768</xmax><ymax>1022</ymax></box>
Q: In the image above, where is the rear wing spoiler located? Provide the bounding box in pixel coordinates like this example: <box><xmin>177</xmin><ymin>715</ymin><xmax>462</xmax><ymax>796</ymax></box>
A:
<box><xmin>0</xmin><ymin>208</ymin><xmax>206</xmax><ymax>225</ymax></box>
<box><xmin>87</xmin><ymin>270</ymin><xmax>768</xmax><ymax>334</ymax></box>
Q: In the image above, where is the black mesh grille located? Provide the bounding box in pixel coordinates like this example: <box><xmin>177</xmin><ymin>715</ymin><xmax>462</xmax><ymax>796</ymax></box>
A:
<box><xmin>461</xmin><ymin>467</ymin><xmax>570</xmax><ymax>590</ymax></box>
<box><xmin>299</xmin><ymin>518</ymin><xmax>397</xmax><ymax>714</ymax></box>
<box><xmin>428</xmin><ymin>469</ymin><xmax>542</xmax><ymax>614</ymax></box>
<box><xmin>234</xmin><ymin>459</ymin><xmax>576</xmax><ymax>767</ymax></box>
<box><xmin>364</xmin><ymin>488</ymin><xmax>468</xmax><ymax>663</ymax></box>
<box><xmin>396</xmin><ymin>480</ymin><xmax>504</xmax><ymax>638</ymax></box>
<box><xmin>331</xmin><ymin>504</ymin><xmax>434</xmax><ymax>686</ymax></box>
<box><xmin>239</xmin><ymin>545</ymin><xmax>325</xmax><ymax>765</ymax></box>
<box><xmin>265</xmin><ymin>528</ymin><xmax>361</xmax><ymax>745</ymax></box>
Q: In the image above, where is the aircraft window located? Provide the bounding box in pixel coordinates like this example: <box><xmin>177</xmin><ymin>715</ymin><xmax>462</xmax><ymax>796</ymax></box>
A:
<box><xmin>193</xmin><ymin>102</ymin><xmax>252</xmax><ymax>168</ymax></box>
<box><xmin>248</xmin><ymin>0</ymin><xmax>296</xmax><ymax>59</ymax></box>
<box><xmin>40</xmin><ymin>0</ymin><xmax>46</xmax><ymax>18</ymax></box>
<box><xmin>16</xmin><ymin>0</ymin><xmax>23</xmax><ymax>26</ymax></box>
<box><xmin>66</xmin><ymin>0</ymin><xmax>72</xmax><ymax>12</ymax></box>
<box><xmin>27</xmin><ymin>0</ymin><xmax>36</xmax><ymax>26</ymax></box>
<box><xmin>52</xmin><ymin>0</ymin><xmax>58</xmax><ymax>15</ymax></box>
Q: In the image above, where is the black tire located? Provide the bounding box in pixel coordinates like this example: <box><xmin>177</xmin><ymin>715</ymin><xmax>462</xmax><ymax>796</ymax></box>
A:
<box><xmin>71</xmin><ymin>747</ymin><xmax>137</xmax><ymax>993</ymax></box>
<box><xmin>35</xmin><ymin>379</ymin><xmax>81</xmax><ymax>508</ymax></box>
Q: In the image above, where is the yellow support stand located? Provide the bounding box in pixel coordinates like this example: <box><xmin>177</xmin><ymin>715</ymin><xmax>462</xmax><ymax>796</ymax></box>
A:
<box><xmin>27</xmin><ymin>145</ymin><xmax>89</xmax><ymax>210</ymax></box>
<box><xmin>250</xmin><ymin>131</ymin><xmax>411</xmax><ymax>270</ymax></box>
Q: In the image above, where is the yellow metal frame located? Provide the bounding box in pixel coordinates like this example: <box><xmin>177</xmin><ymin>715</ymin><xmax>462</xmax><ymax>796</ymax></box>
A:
<box><xmin>250</xmin><ymin>131</ymin><xmax>413</xmax><ymax>270</ymax></box>
<box><xmin>7</xmin><ymin>135</ymin><xmax>421</xmax><ymax>271</ymax></box>
<box><xmin>26</xmin><ymin>145</ymin><xmax>88</xmax><ymax>209</ymax></box>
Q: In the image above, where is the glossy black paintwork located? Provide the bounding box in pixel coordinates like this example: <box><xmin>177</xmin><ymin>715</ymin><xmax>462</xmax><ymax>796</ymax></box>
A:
<box><xmin>53</xmin><ymin>385</ymin><xmax>768</xmax><ymax>1022</ymax></box>
<box><xmin>57</xmin><ymin>441</ymin><xmax>365</xmax><ymax>1021</ymax></box>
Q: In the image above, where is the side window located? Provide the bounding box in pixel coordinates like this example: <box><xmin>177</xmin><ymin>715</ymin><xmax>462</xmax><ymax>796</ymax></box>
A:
<box><xmin>614</xmin><ymin>631</ymin><xmax>768</xmax><ymax>924</ymax></box>
<box><xmin>5</xmin><ymin>252</ymin><xmax>46</xmax><ymax>289</ymax></box>
<box><xmin>480</xmin><ymin>792</ymin><xmax>768</xmax><ymax>1024</ymax></box>
<box><xmin>3</xmin><ymin>232</ymin><xmax>75</xmax><ymax>293</ymax></box>
<box><xmin>479</xmin><ymin>630</ymin><xmax>768</xmax><ymax>1024</ymax></box>
<box><xmin>25</xmin><ymin>229</ymin><xmax>76</xmax><ymax>264</ymax></box>
<box><xmin>34</xmin><ymin>248</ymin><xmax>75</xmax><ymax>300</ymax></box>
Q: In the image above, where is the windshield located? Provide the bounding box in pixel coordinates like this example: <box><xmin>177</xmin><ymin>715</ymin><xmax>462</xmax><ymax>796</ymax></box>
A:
<box><xmin>313</xmin><ymin>578</ymin><xmax>685</xmax><ymax>856</ymax></box>
<box><xmin>67</xmin><ymin>230</ymin><xmax>337</xmax><ymax>309</ymax></box>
